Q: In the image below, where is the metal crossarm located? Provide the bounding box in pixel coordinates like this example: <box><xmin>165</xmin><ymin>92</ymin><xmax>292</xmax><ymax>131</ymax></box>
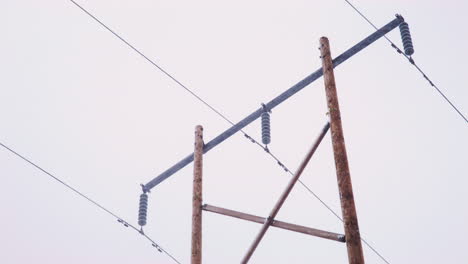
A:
<box><xmin>143</xmin><ymin>15</ymin><xmax>403</xmax><ymax>192</ymax></box>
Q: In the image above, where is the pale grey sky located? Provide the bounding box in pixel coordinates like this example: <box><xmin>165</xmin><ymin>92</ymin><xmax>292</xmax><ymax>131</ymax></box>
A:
<box><xmin>1</xmin><ymin>0</ymin><xmax>467</xmax><ymax>263</ymax></box>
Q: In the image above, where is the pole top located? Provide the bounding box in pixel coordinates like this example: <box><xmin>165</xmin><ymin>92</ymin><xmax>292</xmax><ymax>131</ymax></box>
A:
<box><xmin>319</xmin><ymin>37</ymin><xmax>330</xmax><ymax>51</ymax></box>
<box><xmin>320</xmin><ymin>36</ymin><xmax>329</xmax><ymax>43</ymax></box>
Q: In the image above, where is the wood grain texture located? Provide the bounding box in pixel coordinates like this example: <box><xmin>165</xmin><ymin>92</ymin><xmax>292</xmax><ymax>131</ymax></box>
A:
<box><xmin>320</xmin><ymin>37</ymin><xmax>365</xmax><ymax>264</ymax></box>
<box><xmin>191</xmin><ymin>125</ymin><xmax>204</xmax><ymax>264</ymax></box>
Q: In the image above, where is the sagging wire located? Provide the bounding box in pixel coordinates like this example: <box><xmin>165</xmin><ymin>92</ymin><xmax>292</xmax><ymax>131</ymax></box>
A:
<box><xmin>0</xmin><ymin>142</ymin><xmax>181</xmax><ymax>264</ymax></box>
<box><xmin>343</xmin><ymin>0</ymin><xmax>467</xmax><ymax>123</ymax></box>
<box><xmin>115</xmin><ymin>218</ymin><xmax>180</xmax><ymax>263</ymax></box>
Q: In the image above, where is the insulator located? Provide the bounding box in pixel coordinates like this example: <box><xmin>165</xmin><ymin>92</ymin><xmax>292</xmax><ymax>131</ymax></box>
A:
<box><xmin>261</xmin><ymin>111</ymin><xmax>271</xmax><ymax>145</ymax></box>
<box><xmin>138</xmin><ymin>193</ymin><xmax>148</xmax><ymax>226</ymax></box>
<box><xmin>399</xmin><ymin>22</ymin><xmax>414</xmax><ymax>56</ymax></box>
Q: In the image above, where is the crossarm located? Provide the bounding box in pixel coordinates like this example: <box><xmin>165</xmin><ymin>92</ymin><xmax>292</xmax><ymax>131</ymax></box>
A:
<box><xmin>143</xmin><ymin>15</ymin><xmax>403</xmax><ymax>192</ymax></box>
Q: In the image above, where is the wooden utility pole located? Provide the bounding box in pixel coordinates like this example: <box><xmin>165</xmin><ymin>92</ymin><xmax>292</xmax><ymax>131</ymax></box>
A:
<box><xmin>191</xmin><ymin>125</ymin><xmax>203</xmax><ymax>264</ymax></box>
<box><xmin>320</xmin><ymin>37</ymin><xmax>365</xmax><ymax>264</ymax></box>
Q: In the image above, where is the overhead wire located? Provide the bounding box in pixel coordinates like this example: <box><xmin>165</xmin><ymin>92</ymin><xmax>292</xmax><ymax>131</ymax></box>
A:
<box><xmin>343</xmin><ymin>0</ymin><xmax>467</xmax><ymax>123</ymax></box>
<box><xmin>67</xmin><ymin>0</ymin><xmax>393</xmax><ymax>262</ymax></box>
<box><xmin>69</xmin><ymin>0</ymin><xmax>236</xmax><ymax>127</ymax></box>
<box><xmin>0</xmin><ymin>142</ymin><xmax>181</xmax><ymax>264</ymax></box>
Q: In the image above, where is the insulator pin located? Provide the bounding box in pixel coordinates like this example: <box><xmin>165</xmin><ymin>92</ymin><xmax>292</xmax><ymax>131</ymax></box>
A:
<box><xmin>138</xmin><ymin>193</ymin><xmax>148</xmax><ymax>226</ymax></box>
<box><xmin>261</xmin><ymin>111</ymin><xmax>271</xmax><ymax>145</ymax></box>
<box><xmin>399</xmin><ymin>22</ymin><xmax>414</xmax><ymax>56</ymax></box>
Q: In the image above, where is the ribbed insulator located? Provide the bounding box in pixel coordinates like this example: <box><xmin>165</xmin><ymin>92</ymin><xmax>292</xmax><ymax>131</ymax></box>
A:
<box><xmin>261</xmin><ymin>111</ymin><xmax>271</xmax><ymax>145</ymax></box>
<box><xmin>138</xmin><ymin>193</ymin><xmax>148</xmax><ymax>226</ymax></box>
<box><xmin>399</xmin><ymin>22</ymin><xmax>414</xmax><ymax>56</ymax></box>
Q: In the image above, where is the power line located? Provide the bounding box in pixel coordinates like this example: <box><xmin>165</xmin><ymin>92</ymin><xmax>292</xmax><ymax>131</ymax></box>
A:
<box><xmin>68</xmin><ymin>0</ymin><xmax>236</xmax><ymax>127</ymax></box>
<box><xmin>343</xmin><ymin>0</ymin><xmax>467</xmax><ymax>123</ymax></box>
<box><xmin>0</xmin><ymin>142</ymin><xmax>181</xmax><ymax>264</ymax></box>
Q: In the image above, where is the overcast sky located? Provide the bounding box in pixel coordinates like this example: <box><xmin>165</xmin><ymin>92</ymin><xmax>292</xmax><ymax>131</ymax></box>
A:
<box><xmin>1</xmin><ymin>0</ymin><xmax>467</xmax><ymax>263</ymax></box>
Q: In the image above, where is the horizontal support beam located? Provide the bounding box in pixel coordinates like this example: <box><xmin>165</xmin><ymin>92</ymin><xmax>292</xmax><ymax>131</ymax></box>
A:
<box><xmin>143</xmin><ymin>15</ymin><xmax>403</xmax><ymax>192</ymax></box>
<box><xmin>202</xmin><ymin>204</ymin><xmax>345</xmax><ymax>243</ymax></box>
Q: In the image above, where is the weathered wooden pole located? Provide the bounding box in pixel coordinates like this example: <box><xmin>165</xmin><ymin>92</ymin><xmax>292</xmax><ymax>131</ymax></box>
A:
<box><xmin>320</xmin><ymin>37</ymin><xmax>365</xmax><ymax>264</ymax></box>
<box><xmin>191</xmin><ymin>125</ymin><xmax>204</xmax><ymax>264</ymax></box>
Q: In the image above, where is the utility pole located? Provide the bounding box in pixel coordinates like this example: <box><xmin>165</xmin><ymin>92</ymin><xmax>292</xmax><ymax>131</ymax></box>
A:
<box><xmin>320</xmin><ymin>37</ymin><xmax>365</xmax><ymax>264</ymax></box>
<box><xmin>191</xmin><ymin>125</ymin><xmax>203</xmax><ymax>264</ymax></box>
<box><xmin>135</xmin><ymin>14</ymin><xmax>414</xmax><ymax>263</ymax></box>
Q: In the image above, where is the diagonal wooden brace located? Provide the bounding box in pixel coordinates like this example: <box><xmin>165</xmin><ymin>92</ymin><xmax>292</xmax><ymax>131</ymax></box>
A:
<box><xmin>241</xmin><ymin>122</ymin><xmax>330</xmax><ymax>263</ymax></box>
